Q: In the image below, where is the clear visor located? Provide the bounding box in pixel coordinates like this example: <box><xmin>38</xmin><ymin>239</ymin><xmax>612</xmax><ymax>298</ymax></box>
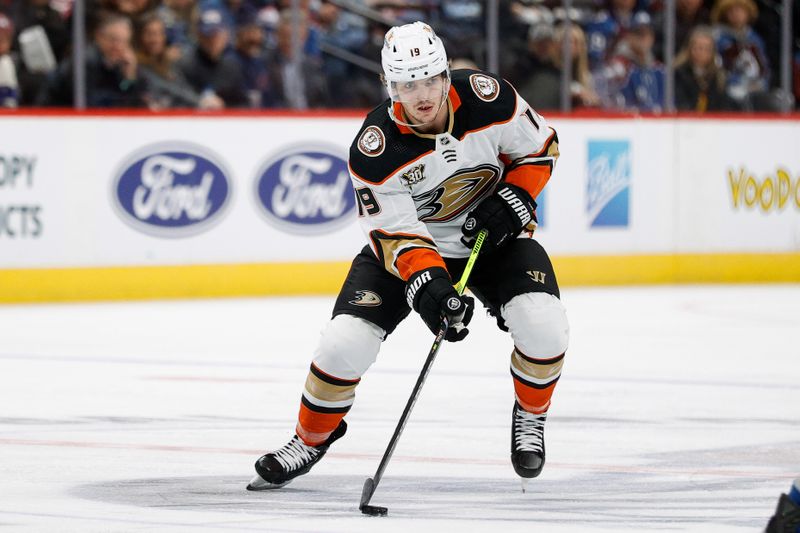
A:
<box><xmin>388</xmin><ymin>71</ymin><xmax>450</xmax><ymax>106</ymax></box>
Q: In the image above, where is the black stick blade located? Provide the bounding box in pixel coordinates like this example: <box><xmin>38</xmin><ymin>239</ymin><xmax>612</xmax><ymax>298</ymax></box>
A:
<box><xmin>359</xmin><ymin>478</ymin><xmax>388</xmax><ymax>516</ymax></box>
<box><xmin>358</xmin><ymin>477</ymin><xmax>375</xmax><ymax>509</ymax></box>
<box><xmin>361</xmin><ymin>504</ymin><xmax>388</xmax><ymax>516</ymax></box>
<box><xmin>359</xmin><ymin>477</ymin><xmax>375</xmax><ymax>508</ymax></box>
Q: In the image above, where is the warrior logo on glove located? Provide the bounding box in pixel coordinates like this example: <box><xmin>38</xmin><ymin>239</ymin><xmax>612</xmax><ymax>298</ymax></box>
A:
<box><xmin>461</xmin><ymin>183</ymin><xmax>537</xmax><ymax>253</ymax></box>
<box><xmin>447</xmin><ymin>297</ymin><xmax>462</xmax><ymax>311</ymax></box>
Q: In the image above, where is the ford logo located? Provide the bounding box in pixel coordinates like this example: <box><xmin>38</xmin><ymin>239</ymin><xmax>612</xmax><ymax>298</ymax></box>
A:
<box><xmin>112</xmin><ymin>143</ymin><xmax>232</xmax><ymax>237</ymax></box>
<box><xmin>254</xmin><ymin>144</ymin><xmax>355</xmax><ymax>234</ymax></box>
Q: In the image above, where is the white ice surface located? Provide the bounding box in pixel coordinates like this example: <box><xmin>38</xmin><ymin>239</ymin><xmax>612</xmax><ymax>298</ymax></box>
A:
<box><xmin>0</xmin><ymin>285</ymin><xmax>798</xmax><ymax>532</ymax></box>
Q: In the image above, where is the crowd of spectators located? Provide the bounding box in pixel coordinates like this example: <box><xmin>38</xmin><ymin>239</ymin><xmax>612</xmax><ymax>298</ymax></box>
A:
<box><xmin>0</xmin><ymin>0</ymin><xmax>797</xmax><ymax>112</ymax></box>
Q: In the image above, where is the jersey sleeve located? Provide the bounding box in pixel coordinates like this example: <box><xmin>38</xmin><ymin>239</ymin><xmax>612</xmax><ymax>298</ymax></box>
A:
<box><xmin>349</xmin><ymin>164</ymin><xmax>447</xmax><ymax>281</ymax></box>
<box><xmin>497</xmin><ymin>86</ymin><xmax>560</xmax><ymax>206</ymax></box>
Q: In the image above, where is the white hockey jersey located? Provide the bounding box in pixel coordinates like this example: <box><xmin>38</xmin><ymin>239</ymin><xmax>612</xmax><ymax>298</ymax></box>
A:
<box><xmin>348</xmin><ymin>69</ymin><xmax>559</xmax><ymax>281</ymax></box>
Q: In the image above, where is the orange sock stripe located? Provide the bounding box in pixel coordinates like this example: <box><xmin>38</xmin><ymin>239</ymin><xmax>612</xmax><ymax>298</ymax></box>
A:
<box><xmin>297</xmin><ymin>401</ymin><xmax>349</xmax><ymax>446</ymax></box>
<box><xmin>512</xmin><ymin>374</ymin><xmax>558</xmax><ymax>414</ymax></box>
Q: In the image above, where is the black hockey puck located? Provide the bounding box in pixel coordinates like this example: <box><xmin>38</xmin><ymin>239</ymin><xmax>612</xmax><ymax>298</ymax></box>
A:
<box><xmin>360</xmin><ymin>504</ymin><xmax>388</xmax><ymax>516</ymax></box>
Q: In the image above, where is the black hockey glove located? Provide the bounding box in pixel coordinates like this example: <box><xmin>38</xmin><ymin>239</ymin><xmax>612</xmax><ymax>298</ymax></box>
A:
<box><xmin>461</xmin><ymin>183</ymin><xmax>537</xmax><ymax>253</ymax></box>
<box><xmin>405</xmin><ymin>267</ymin><xmax>474</xmax><ymax>342</ymax></box>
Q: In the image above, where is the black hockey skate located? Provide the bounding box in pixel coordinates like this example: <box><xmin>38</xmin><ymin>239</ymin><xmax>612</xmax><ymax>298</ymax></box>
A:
<box><xmin>766</xmin><ymin>492</ymin><xmax>800</xmax><ymax>533</ymax></box>
<box><xmin>247</xmin><ymin>420</ymin><xmax>347</xmax><ymax>491</ymax></box>
<box><xmin>511</xmin><ymin>401</ymin><xmax>546</xmax><ymax>479</ymax></box>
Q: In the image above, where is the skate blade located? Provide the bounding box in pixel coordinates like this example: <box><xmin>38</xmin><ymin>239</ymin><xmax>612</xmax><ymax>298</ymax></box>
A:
<box><xmin>520</xmin><ymin>478</ymin><xmax>530</xmax><ymax>493</ymax></box>
<box><xmin>246</xmin><ymin>473</ymin><xmax>290</xmax><ymax>491</ymax></box>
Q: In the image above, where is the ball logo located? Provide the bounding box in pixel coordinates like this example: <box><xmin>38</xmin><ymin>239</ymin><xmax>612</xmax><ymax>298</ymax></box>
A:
<box><xmin>113</xmin><ymin>143</ymin><xmax>232</xmax><ymax>237</ymax></box>
<box><xmin>255</xmin><ymin>144</ymin><xmax>356</xmax><ymax>234</ymax></box>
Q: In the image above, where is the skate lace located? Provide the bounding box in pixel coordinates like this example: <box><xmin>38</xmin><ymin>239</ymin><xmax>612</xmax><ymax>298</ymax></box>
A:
<box><xmin>273</xmin><ymin>436</ymin><xmax>320</xmax><ymax>472</ymax></box>
<box><xmin>514</xmin><ymin>409</ymin><xmax>546</xmax><ymax>453</ymax></box>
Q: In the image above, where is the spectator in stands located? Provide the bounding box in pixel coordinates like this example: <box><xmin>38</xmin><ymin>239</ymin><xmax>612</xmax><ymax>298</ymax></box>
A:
<box><xmin>437</xmin><ymin>0</ymin><xmax>485</xmax><ymax>65</ymax></box>
<box><xmin>751</xmin><ymin>0</ymin><xmax>782</xmax><ymax>90</ymax></box>
<box><xmin>10</xmin><ymin>0</ymin><xmax>70</xmax><ymax>62</ymax></box>
<box><xmin>597</xmin><ymin>11</ymin><xmax>665</xmax><ymax>111</ymax></box>
<box><xmin>345</xmin><ymin>19</ymin><xmax>391</xmax><ymax>107</ymax></box>
<box><xmin>10</xmin><ymin>0</ymin><xmax>69</xmax><ymax>105</ymax></box>
<box><xmin>264</xmin><ymin>9</ymin><xmax>329</xmax><ymax>108</ymax></box>
<box><xmin>101</xmin><ymin>0</ymin><xmax>158</xmax><ymax>18</ymax></box>
<box><xmin>518</xmin><ymin>23</ymin><xmax>600</xmax><ymax>110</ymax></box>
<box><xmin>157</xmin><ymin>0</ymin><xmax>199</xmax><ymax>54</ymax></box>
<box><xmin>556</xmin><ymin>24</ymin><xmax>600</xmax><ymax>108</ymax></box>
<box><xmin>710</xmin><ymin>0</ymin><xmax>771</xmax><ymax>109</ymax></box>
<box><xmin>492</xmin><ymin>0</ymin><xmax>544</xmax><ymax>84</ymax></box>
<box><xmin>516</xmin><ymin>24</ymin><xmax>560</xmax><ymax>110</ymax></box>
<box><xmin>652</xmin><ymin>0</ymin><xmax>710</xmax><ymax>59</ymax></box>
<box><xmin>316</xmin><ymin>0</ymin><xmax>371</xmax><ymax>107</ymax></box>
<box><xmin>177</xmin><ymin>7</ymin><xmax>248</xmax><ymax>107</ymax></box>
<box><xmin>367</xmin><ymin>0</ymin><xmax>435</xmax><ymax>25</ymax></box>
<box><xmin>197</xmin><ymin>0</ymin><xmax>250</xmax><ymax>40</ymax></box>
<box><xmin>88</xmin><ymin>0</ymin><xmax>156</xmax><ymax>34</ymax></box>
<box><xmin>674</xmin><ymin>25</ymin><xmax>735</xmax><ymax>111</ymax></box>
<box><xmin>0</xmin><ymin>12</ymin><xmax>18</xmax><ymax>107</ymax></box>
<box><xmin>135</xmin><ymin>12</ymin><xmax>217</xmax><ymax>109</ymax></box>
<box><xmin>275</xmin><ymin>0</ymin><xmax>322</xmax><ymax>60</ymax></box>
<box><xmin>584</xmin><ymin>0</ymin><xmax>644</xmax><ymax>69</ymax></box>
<box><xmin>38</xmin><ymin>12</ymin><xmax>148</xmax><ymax>107</ymax></box>
<box><xmin>230</xmin><ymin>11</ymin><xmax>275</xmax><ymax>107</ymax></box>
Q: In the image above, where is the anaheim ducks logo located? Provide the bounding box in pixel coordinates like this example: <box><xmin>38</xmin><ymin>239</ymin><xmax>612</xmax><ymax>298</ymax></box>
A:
<box><xmin>469</xmin><ymin>74</ymin><xmax>500</xmax><ymax>102</ymax></box>
<box><xmin>349</xmin><ymin>290</ymin><xmax>382</xmax><ymax>307</ymax></box>
<box><xmin>413</xmin><ymin>164</ymin><xmax>500</xmax><ymax>223</ymax></box>
<box><xmin>357</xmin><ymin>126</ymin><xmax>385</xmax><ymax>157</ymax></box>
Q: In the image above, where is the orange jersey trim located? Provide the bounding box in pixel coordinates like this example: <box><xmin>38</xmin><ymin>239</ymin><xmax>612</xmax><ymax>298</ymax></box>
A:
<box><xmin>448</xmin><ymin>83</ymin><xmax>462</xmax><ymax>112</ymax></box>
<box><xmin>505</xmin><ymin>164</ymin><xmax>552</xmax><ymax>199</ymax></box>
<box><xmin>395</xmin><ymin>248</ymin><xmax>447</xmax><ymax>281</ymax></box>
<box><xmin>394</xmin><ymin>102</ymin><xmax>414</xmax><ymax>135</ymax></box>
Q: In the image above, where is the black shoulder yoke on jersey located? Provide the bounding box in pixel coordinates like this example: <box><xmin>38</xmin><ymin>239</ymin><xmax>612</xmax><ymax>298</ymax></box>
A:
<box><xmin>449</xmin><ymin>69</ymin><xmax>518</xmax><ymax>139</ymax></box>
<box><xmin>349</xmin><ymin>99</ymin><xmax>434</xmax><ymax>185</ymax></box>
<box><xmin>348</xmin><ymin>69</ymin><xmax>519</xmax><ymax>185</ymax></box>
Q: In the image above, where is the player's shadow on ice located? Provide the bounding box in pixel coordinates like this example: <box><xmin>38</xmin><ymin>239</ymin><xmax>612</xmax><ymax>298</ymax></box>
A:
<box><xmin>71</xmin><ymin>473</ymin><xmax>769</xmax><ymax>529</ymax></box>
<box><xmin>71</xmin><ymin>474</ymin><xmax>556</xmax><ymax>518</ymax></box>
<box><xmin>70</xmin><ymin>472</ymin><xmax>769</xmax><ymax>526</ymax></box>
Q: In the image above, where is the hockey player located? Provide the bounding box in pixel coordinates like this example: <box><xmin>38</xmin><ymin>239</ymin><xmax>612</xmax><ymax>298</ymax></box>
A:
<box><xmin>248</xmin><ymin>21</ymin><xmax>569</xmax><ymax>490</ymax></box>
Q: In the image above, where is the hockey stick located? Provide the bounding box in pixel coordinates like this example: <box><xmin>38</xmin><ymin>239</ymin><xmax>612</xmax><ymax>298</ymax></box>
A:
<box><xmin>359</xmin><ymin>229</ymin><xmax>488</xmax><ymax>516</ymax></box>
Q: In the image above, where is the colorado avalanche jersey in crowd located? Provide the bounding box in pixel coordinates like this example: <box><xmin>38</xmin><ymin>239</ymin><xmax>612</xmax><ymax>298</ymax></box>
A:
<box><xmin>347</xmin><ymin>69</ymin><xmax>560</xmax><ymax>281</ymax></box>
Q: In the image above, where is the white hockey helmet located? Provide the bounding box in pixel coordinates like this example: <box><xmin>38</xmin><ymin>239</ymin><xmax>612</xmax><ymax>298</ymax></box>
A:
<box><xmin>381</xmin><ymin>21</ymin><xmax>449</xmax><ymax>84</ymax></box>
